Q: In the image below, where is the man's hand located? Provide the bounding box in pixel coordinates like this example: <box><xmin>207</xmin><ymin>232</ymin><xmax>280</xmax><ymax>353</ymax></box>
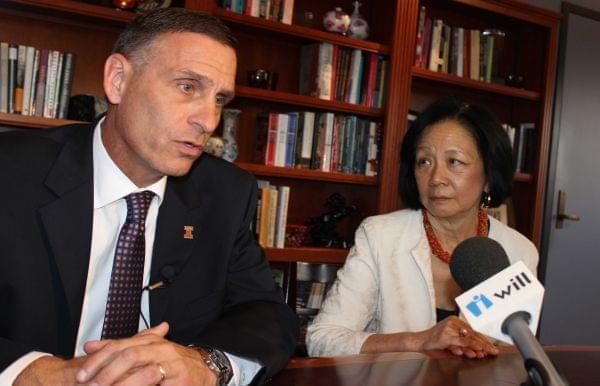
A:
<box><xmin>14</xmin><ymin>356</ymin><xmax>86</xmax><ymax>386</ymax></box>
<box><xmin>76</xmin><ymin>322</ymin><xmax>218</xmax><ymax>386</ymax></box>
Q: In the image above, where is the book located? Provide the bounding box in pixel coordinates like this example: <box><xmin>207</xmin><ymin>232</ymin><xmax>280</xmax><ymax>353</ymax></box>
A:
<box><xmin>0</xmin><ymin>42</ymin><xmax>8</xmax><ymax>113</ymax></box>
<box><xmin>274</xmin><ymin>185</ymin><xmax>290</xmax><ymax>248</ymax></box>
<box><xmin>7</xmin><ymin>44</ymin><xmax>18</xmax><ymax>114</ymax></box>
<box><xmin>14</xmin><ymin>45</ymin><xmax>27</xmax><ymax>113</ymax></box>
<box><xmin>280</xmin><ymin>0</ymin><xmax>294</xmax><ymax>24</ymax></box>
<box><xmin>21</xmin><ymin>46</ymin><xmax>35</xmax><ymax>116</ymax></box>
<box><xmin>295</xmin><ymin>111</ymin><xmax>315</xmax><ymax>168</ymax></box>
<box><xmin>57</xmin><ymin>52</ymin><xmax>75</xmax><ymax>119</ymax></box>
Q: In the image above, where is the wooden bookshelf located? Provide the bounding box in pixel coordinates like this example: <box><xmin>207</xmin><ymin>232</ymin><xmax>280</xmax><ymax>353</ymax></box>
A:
<box><xmin>237</xmin><ymin>162</ymin><xmax>378</xmax><ymax>186</ymax></box>
<box><xmin>412</xmin><ymin>67</ymin><xmax>541</xmax><ymax>101</ymax></box>
<box><xmin>0</xmin><ymin>113</ymin><xmax>83</xmax><ymax>129</ymax></box>
<box><xmin>235</xmin><ymin>85</ymin><xmax>384</xmax><ymax>118</ymax></box>
<box><xmin>0</xmin><ymin>0</ymin><xmax>561</xmax><ymax>325</ymax></box>
<box><xmin>265</xmin><ymin>247</ymin><xmax>348</xmax><ymax>264</ymax></box>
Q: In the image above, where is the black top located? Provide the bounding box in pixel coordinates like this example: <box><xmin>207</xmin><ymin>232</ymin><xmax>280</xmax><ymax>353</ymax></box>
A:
<box><xmin>436</xmin><ymin>308</ymin><xmax>459</xmax><ymax>322</ymax></box>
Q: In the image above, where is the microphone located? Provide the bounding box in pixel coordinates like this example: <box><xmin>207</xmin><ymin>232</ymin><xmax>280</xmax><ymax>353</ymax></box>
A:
<box><xmin>142</xmin><ymin>265</ymin><xmax>177</xmax><ymax>292</ymax></box>
<box><xmin>139</xmin><ymin>265</ymin><xmax>177</xmax><ymax>330</ymax></box>
<box><xmin>451</xmin><ymin>237</ymin><xmax>567</xmax><ymax>386</ymax></box>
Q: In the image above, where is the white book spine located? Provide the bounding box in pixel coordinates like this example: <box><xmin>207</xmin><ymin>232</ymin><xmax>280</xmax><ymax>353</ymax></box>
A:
<box><xmin>274</xmin><ymin>113</ymin><xmax>289</xmax><ymax>167</ymax></box>
<box><xmin>21</xmin><ymin>46</ymin><xmax>35</xmax><ymax>116</ymax></box>
<box><xmin>275</xmin><ymin>185</ymin><xmax>290</xmax><ymax>248</ymax></box>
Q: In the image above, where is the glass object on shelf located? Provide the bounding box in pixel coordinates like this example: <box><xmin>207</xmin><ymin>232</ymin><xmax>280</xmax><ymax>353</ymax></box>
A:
<box><xmin>323</xmin><ymin>7</ymin><xmax>351</xmax><ymax>35</ymax></box>
<box><xmin>348</xmin><ymin>1</ymin><xmax>369</xmax><ymax>40</ymax></box>
<box><xmin>113</xmin><ymin>0</ymin><xmax>139</xmax><ymax>10</ymax></box>
<box><xmin>285</xmin><ymin>224</ymin><xmax>312</xmax><ymax>247</ymax></box>
<box><xmin>221</xmin><ymin>109</ymin><xmax>241</xmax><ymax>162</ymax></box>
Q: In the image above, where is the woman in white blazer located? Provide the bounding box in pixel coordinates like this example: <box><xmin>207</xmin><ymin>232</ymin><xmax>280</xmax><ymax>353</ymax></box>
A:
<box><xmin>306</xmin><ymin>98</ymin><xmax>539</xmax><ymax>358</ymax></box>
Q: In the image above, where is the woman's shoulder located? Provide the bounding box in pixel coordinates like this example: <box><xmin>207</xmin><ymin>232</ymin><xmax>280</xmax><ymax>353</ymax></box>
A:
<box><xmin>359</xmin><ymin>209</ymin><xmax>422</xmax><ymax>233</ymax></box>
<box><xmin>488</xmin><ymin>216</ymin><xmax>539</xmax><ymax>269</ymax></box>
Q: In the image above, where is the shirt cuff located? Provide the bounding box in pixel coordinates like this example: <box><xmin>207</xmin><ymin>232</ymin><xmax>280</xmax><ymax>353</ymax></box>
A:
<box><xmin>0</xmin><ymin>352</ymin><xmax>52</xmax><ymax>385</ymax></box>
<box><xmin>224</xmin><ymin>352</ymin><xmax>263</xmax><ymax>386</ymax></box>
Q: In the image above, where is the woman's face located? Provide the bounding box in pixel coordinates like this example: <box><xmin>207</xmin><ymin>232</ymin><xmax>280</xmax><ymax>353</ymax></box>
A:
<box><xmin>414</xmin><ymin>119</ymin><xmax>487</xmax><ymax>222</ymax></box>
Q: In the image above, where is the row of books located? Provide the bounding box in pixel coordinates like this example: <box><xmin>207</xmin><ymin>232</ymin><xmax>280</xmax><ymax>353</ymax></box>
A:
<box><xmin>0</xmin><ymin>42</ymin><xmax>75</xmax><ymax>119</ymax></box>
<box><xmin>414</xmin><ymin>6</ymin><xmax>503</xmax><ymax>83</ymax></box>
<box><xmin>255</xmin><ymin>111</ymin><xmax>381</xmax><ymax>176</ymax></box>
<box><xmin>300</xmin><ymin>43</ymin><xmax>388</xmax><ymax>108</ymax></box>
<box><xmin>219</xmin><ymin>0</ymin><xmax>294</xmax><ymax>24</ymax></box>
<box><xmin>503</xmin><ymin>123</ymin><xmax>536</xmax><ymax>173</ymax></box>
<box><xmin>253</xmin><ymin>180</ymin><xmax>290</xmax><ymax>248</ymax></box>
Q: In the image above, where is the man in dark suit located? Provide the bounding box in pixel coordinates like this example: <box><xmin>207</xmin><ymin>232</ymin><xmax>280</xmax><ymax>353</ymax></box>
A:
<box><xmin>0</xmin><ymin>8</ymin><xmax>297</xmax><ymax>386</ymax></box>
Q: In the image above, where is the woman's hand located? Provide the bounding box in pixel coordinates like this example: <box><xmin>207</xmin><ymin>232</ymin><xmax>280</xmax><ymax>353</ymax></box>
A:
<box><xmin>416</xmin><ymin>316</ymin><xmax>499</xmax><ymax>358</ymax></box>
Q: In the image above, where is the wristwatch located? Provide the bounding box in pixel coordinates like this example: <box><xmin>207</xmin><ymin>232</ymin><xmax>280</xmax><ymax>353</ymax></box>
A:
<box><xmin>189</xmin><ymin>345</ymin><xmax>233</xmax><ymax>386</ymax></box>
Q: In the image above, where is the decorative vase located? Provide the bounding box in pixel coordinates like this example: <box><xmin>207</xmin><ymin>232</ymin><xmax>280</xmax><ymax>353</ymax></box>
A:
<box><xmin>323</xmin><ymin>7</ymin><xmax>351</xmax><ymax>35</ymax></box>
<box><xmin>221</xmin><ymin>109</ymin><xmax>241</xmax><ymax>162</ymax></box>
<box><xmin>348</xmin><ymin>1</ymin><xmax>369</xmax><ymax>40</ymax></box>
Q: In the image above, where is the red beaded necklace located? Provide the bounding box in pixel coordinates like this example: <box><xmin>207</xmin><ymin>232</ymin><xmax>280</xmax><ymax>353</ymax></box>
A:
<box><xmin>422</xmin><ymin>208</ymin><xmax>489</xmax><ymax>264</ymax></box>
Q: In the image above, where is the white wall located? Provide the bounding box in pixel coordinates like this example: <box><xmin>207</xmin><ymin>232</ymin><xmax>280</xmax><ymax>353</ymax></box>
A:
<box><xmin>524</xmin><ymin>0</ymin><xmax>600</xmax><ymax>12</ymax></box>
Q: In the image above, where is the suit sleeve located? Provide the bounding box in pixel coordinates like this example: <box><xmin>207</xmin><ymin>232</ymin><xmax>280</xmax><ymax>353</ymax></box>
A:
<box><xmin>193</xmin><ymin>178</ymin><xmax>298</xmax><ymax>383</ymax></box>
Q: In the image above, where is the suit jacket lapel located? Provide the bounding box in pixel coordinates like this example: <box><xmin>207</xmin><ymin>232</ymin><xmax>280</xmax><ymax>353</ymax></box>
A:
<box><xmin>38</xmin><ymin>125</ymin><xmax>94</xmax><ymax>337</ymax></box>
<box><xmin>150</xmin><ymin>176</ymin><xmax>203</xmax><ymax>325</ymax></box>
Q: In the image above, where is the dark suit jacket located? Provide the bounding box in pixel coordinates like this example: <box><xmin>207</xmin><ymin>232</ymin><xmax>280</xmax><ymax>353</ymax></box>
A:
<box><xmin>0</xmin><ymin>122</ymin><xmax>298</xmax><ymax>382</ymax></box>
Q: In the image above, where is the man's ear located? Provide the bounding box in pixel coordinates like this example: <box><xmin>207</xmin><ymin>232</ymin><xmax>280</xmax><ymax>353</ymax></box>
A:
<box><xmin>103</xmin><ymin>53</ymin><xmax>130</xmax><ymax>104</ymax></box>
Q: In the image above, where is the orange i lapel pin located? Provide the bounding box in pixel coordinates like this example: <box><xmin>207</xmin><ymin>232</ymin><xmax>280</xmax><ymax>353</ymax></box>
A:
<box><xmin>183</xmin><ymin>225</ymin><xmax>194</xmax><ymax>239</ymax></box>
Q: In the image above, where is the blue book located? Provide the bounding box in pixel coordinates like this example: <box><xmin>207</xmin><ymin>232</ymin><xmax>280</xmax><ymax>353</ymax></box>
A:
<box><xmin>285</xmin><ymin>112</ymin><xmax>299</xmax><ymax>167</ymax></box>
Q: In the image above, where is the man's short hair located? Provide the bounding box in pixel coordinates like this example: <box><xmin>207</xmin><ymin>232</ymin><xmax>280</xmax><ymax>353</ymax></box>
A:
<box><xmin>113</xmin><ymin>7</ymin><xmax>237</xmax><ymax>65</ymax></box>
<box><xmin>399</xmin><ymin>97</ymin><xmax>515</xmax><ymax>209</ymax></box>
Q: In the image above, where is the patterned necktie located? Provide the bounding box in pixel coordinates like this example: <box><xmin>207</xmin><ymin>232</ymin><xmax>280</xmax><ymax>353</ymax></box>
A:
<box><xmin>101</xmin><ymin>190</ymin><xmax>154</xmax><ymax>339</ymax></box>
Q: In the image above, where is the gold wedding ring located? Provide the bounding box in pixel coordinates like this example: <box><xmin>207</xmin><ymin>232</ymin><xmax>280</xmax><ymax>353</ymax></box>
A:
<box><xmin>459</xmin><ymin>327</ymin><xmax>469</xmax><ymax>338</ymax></box>
<box><xmin>157</xmin><ymin>363</ymin><xmax>167</xmax><ymax>382</ymax></box>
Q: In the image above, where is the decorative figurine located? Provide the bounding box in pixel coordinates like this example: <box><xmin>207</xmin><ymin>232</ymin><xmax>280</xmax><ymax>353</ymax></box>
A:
<box><xmin>204</xmin><ymin>137</ymin><xmax>225</xmax><ymax>158</ymax></box>
<box><xmin>221</xmin><ymin>109</ymin><xmax>241</xmax><ymax>162</ymax></box>
<box><xmin>323</xmin><ymin>7</ymin><xmax>351</xmax><ymax>35</ymax></box>
<box><xmin>305</xmin><ymin>193</ymin><xmax>359</xmax><ymax>248</ymax></box>
<box><xmin>348</xmin><ymin>1</ymin><xmax>369</xmax><ymax>40</ymax></box>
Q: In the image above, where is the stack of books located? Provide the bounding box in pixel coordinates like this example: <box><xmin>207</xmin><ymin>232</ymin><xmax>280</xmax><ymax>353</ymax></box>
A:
<box><xmin>253</xmin><ymin>180</ymin><xmax>290</xmax><ymax>248</ymax></box>
<box><xmin>219</xmin><ymin>0</ymin><xmax>295</xmax><ymax>25</ymax></box>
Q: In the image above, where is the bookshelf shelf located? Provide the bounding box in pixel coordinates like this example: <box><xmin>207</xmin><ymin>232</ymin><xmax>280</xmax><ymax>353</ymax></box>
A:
<box><xmin>0</xmin><ymin>113</ymin><xmax>84</xmax><ymax>129</ymax></box>
<box><xmin>412</xmin><ymin>67</ymin><xmax>541</xmax><ymax>101</ymax></box>
<box><xmin>236</xmin><ymin>162</ymin><xmax>378</xmax><ymax>186</ymax></box>
<box><xmin>235</xmin><ymin>86</ymin><xmax>384</xmax><ymax>118</ymax></box>
<box><xmin>514</xmin><ymin>172</ymin><xmax>534</xmax><ymax>183</ymax></box>
<box><xmin>3</xmin><ymin>0</ymin><xmax>134</xmax><ymax>25</ymax></box>
<box><xmin>265</xmin><ymin>247</ymin><xmax>348</xmax><ymax>264</ymax></box>
<box><xmin>215</xmin><ymin>9</ymin><xmax>390</xmax><ymax>55</ymax></box>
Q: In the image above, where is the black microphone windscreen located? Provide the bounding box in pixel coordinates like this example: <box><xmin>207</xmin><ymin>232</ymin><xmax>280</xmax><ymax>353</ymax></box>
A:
<box><xmin>160</xmin><ymin>265</ymin><xmax>176</xmax><ymax>283</ymax></box>
<box><xmin>450</xmin><ymin>236</ymin><xmax>510</xmax><ymax>291</ymax></box>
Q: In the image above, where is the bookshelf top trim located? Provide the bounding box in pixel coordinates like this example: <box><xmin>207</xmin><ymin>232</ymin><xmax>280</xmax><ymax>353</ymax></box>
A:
<box><xmin>3</xmin><ymin>0</ymin><xmax>135</xmax><ymax>24</ymax></box>
<box><xmin>0</xmin><ymin>113</ymin><xmax>84</xmax><ymax>129</ymax></box>
<box><xmin>216</xmin><ymin>9</ymin><xmax>391</xmax><ymax>55</ymax></box>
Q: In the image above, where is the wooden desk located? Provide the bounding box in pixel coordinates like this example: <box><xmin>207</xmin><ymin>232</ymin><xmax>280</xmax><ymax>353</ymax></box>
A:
<box><xmin>270</xmin><ymin>346</ymin><xmax>600</xmax><ymax>386</ymax></box>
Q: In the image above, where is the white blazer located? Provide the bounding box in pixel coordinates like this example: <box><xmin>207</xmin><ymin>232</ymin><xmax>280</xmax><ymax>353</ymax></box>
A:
<box><xmin>306</xmin><ymin>209</ymin><xmax>538</xmax><ymax>357</ymax></box>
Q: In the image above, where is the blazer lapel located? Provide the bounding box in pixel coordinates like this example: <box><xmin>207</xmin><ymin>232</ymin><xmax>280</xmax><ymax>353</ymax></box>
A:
<box><xmin>149</xmin><ymin>177</ymin><xmax>203</xmax><ymax>325</ymax></box>
<box><xmin>410</xmin><ymin>232</ymin><xmax>437</xmax><ymax>325</ymax></box>
<box><xmin>38</xmin><ymin>126</ymin><xmax>94</xmax><ymax>335</ymax></box>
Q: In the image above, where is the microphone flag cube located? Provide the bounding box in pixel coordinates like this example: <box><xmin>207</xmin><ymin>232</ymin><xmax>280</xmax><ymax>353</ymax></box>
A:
<box><xmin>455</xmin><ymin>261</ymin><xmax>544</xmax><ymax>344</ymax></box>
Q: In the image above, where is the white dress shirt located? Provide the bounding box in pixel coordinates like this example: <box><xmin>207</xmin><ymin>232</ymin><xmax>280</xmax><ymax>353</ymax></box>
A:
<box><xmin>0</xmin><ymin>120</ymin><xmax>260</xmax><ymax>385</ymax></box>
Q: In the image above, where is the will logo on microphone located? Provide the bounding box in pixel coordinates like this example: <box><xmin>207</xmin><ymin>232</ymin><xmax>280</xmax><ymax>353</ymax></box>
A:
<box><xmin>466</xmin><ymin>294</ymin><xmax>494</xmax><ymax>317</ymax></box>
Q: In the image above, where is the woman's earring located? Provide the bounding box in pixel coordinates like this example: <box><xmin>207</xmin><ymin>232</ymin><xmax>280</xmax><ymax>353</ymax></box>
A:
<box><xmin>481</xmin><ymin>191</ymin><xmax>492</xmax><ymax>208</ymax></box>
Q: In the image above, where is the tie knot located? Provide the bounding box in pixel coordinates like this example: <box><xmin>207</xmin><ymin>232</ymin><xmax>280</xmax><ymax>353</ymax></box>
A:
<box><xmin>125</xmin><ymin>190</ymin><xmax>155</xmax><ymax>223</ymax></box>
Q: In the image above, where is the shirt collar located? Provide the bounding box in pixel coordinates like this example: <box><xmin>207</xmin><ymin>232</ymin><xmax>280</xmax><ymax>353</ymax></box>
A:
<box><xmin>92</xmin><ymin>117</ymin><xmax>167</xmax><ymax>209</ymax></box>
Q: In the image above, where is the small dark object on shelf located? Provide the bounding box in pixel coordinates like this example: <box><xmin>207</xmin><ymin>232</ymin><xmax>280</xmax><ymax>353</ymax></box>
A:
<box><xmin>247</xmin><ymin>69</ymin><xmax>278</xmax><ymax>90</ymax></box>
<box><xmin>505</xmin><ymin>74</ymin><xmax>524</xmax><ymax>88</ymax></box>
<box><xmin>306</xmin><ymin>193</ymin><xmax>358</xmax><ymax>248</ymax></box>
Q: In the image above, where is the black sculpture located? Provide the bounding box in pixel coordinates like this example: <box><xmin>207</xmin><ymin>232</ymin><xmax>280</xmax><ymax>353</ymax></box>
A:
<box><xmin>306</xmin><ymin>193</ymin><xmax>359</xmax><ymax>248</ymax></box>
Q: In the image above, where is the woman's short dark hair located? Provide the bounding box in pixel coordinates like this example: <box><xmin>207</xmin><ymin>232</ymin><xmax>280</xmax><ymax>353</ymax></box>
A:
<box><xmin>113</xmin><ymin>7</ymin><xmax>237</xmax><ymax>66</ymax></box>
<box><xmin>399</xmin><ymin>97</ymin><xmax>514</xmax><ymax>209</ymax></box>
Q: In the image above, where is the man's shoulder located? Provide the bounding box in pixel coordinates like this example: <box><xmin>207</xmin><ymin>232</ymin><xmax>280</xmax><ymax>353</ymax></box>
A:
<box><xmin>189</xmin><ymin>153</ymin><xmax>256</xmax><ymax>186</ymax></box>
